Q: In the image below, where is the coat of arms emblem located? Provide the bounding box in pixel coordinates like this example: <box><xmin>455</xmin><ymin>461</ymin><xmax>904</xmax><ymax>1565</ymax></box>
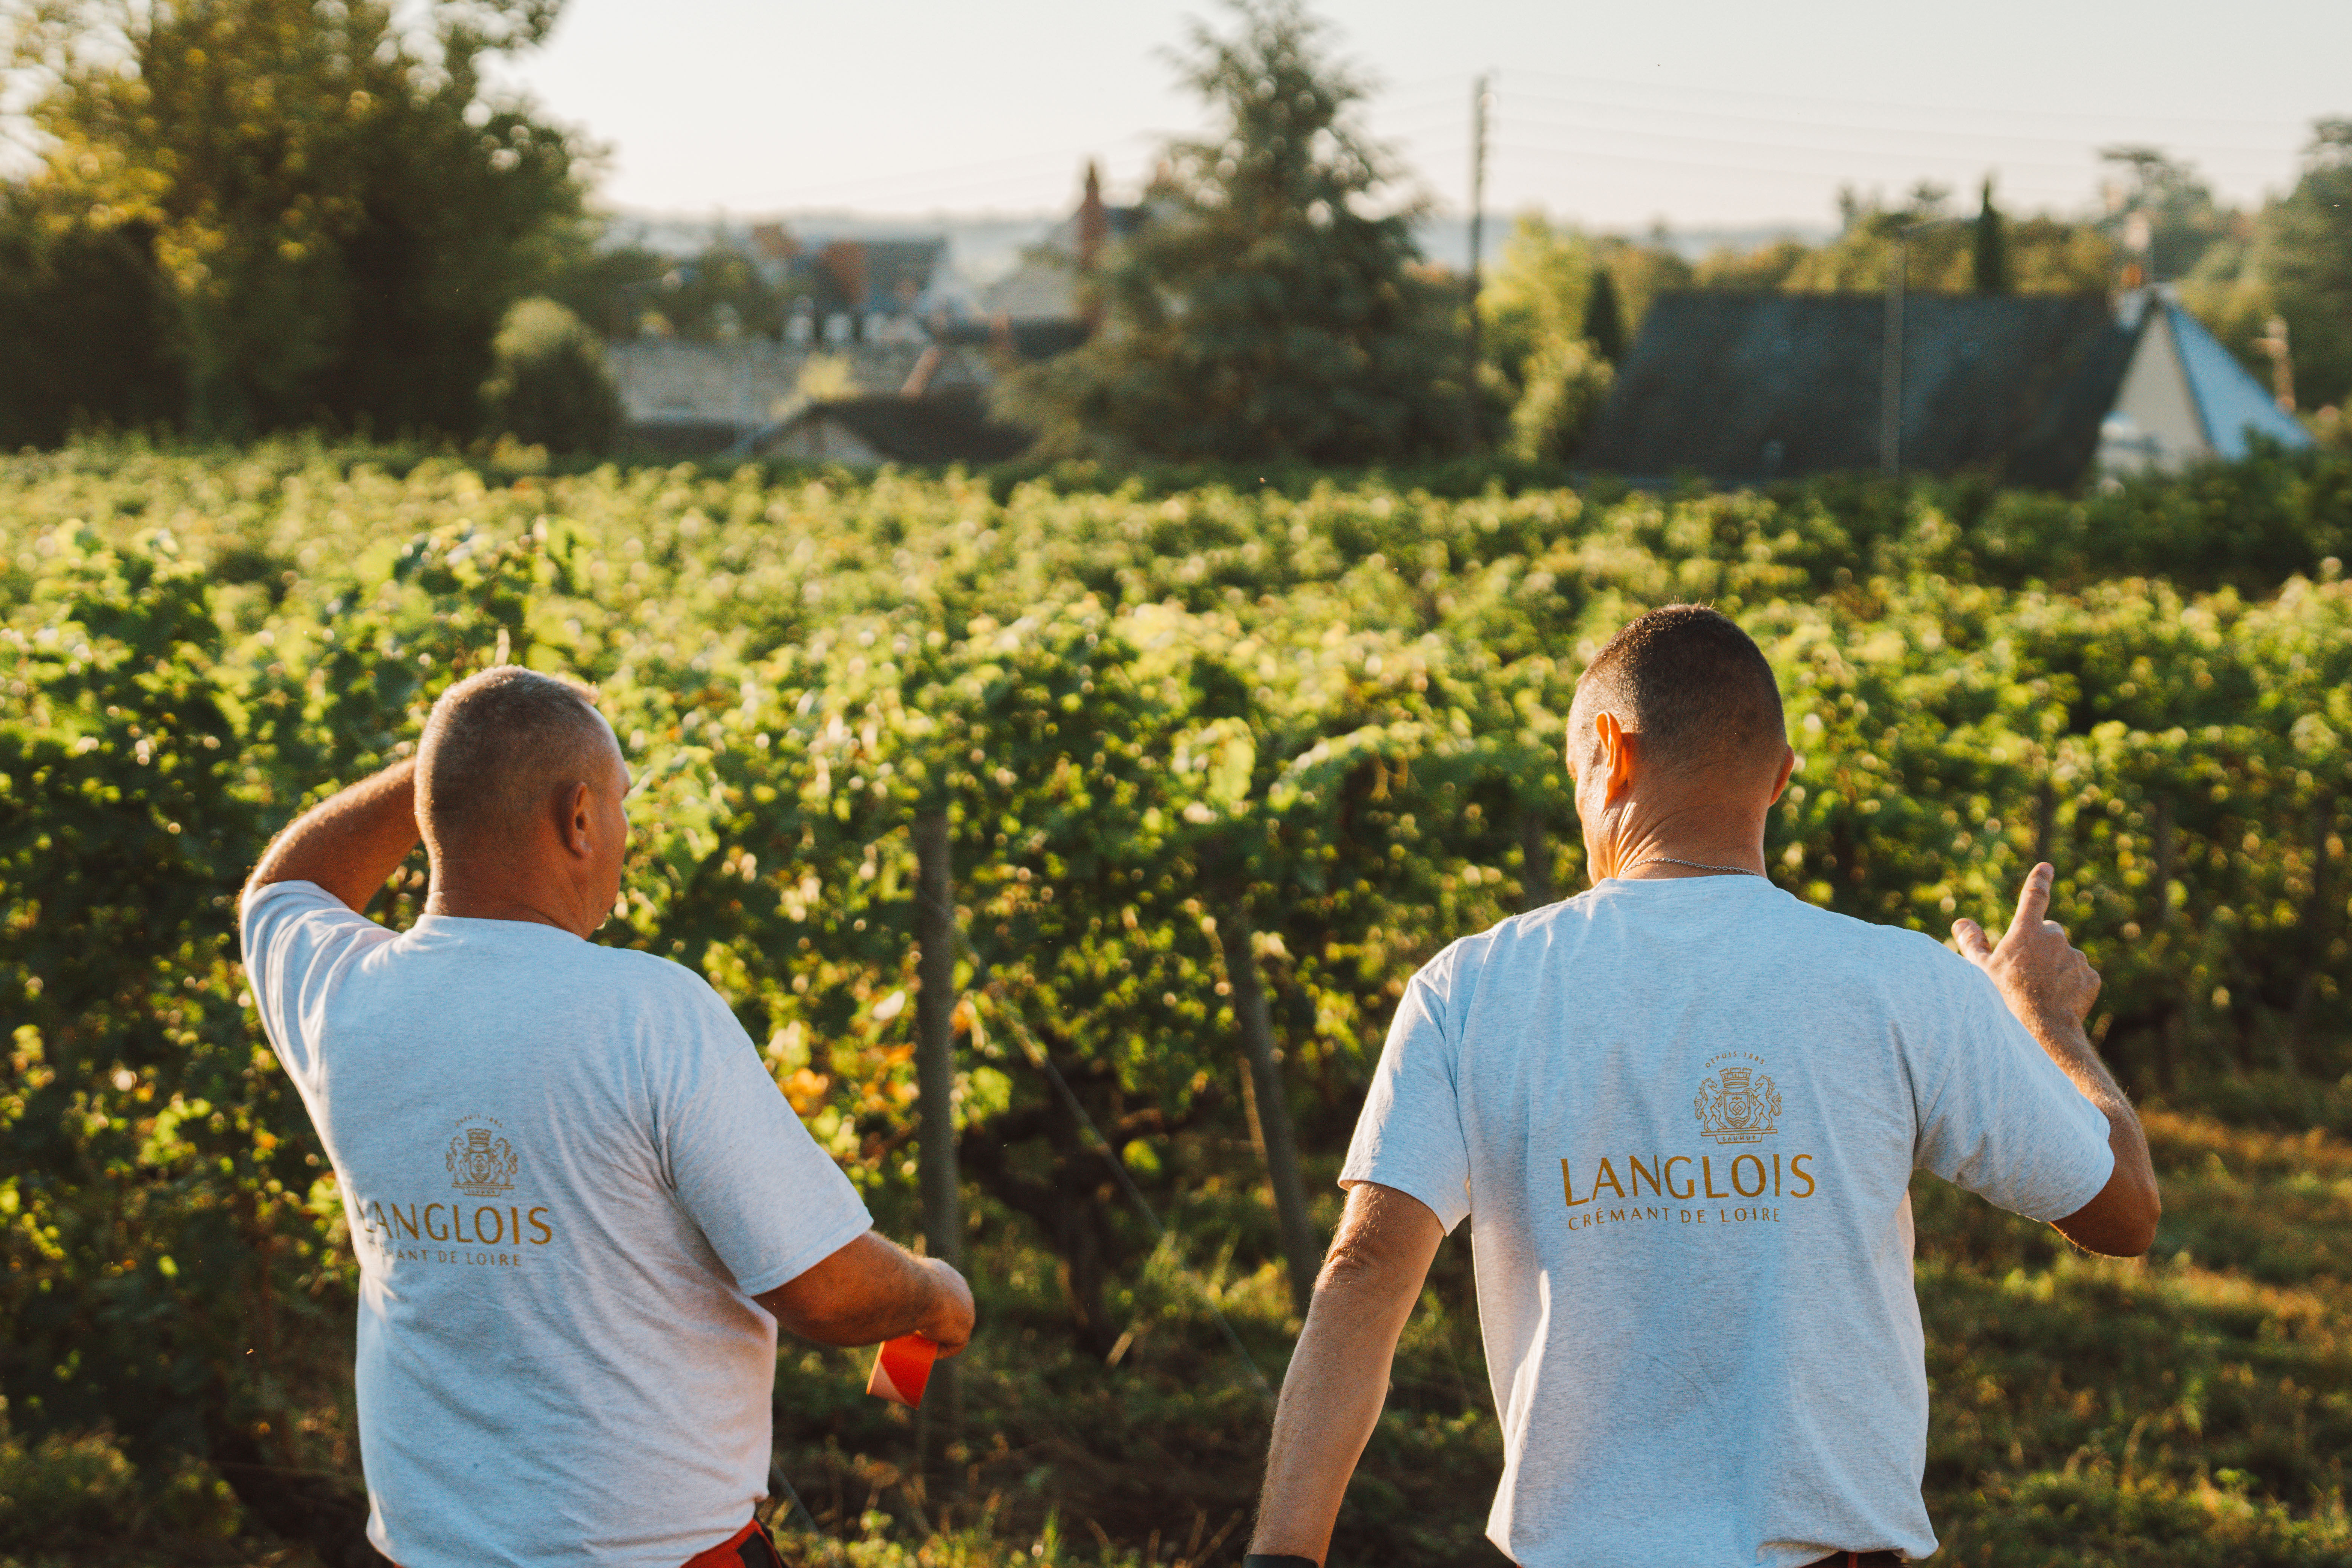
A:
<box><xmin>1695</xmin><ymin>1065</ymin><xmax>1781</xmax><ymax>1144</ymax></box>
<box><xmin>448</xmin><ymin>1126</ymin><xmax>518</xmax><ymax>1196</ymax></box>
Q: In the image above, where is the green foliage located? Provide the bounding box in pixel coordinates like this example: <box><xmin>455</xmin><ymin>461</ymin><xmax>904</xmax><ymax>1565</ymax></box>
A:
<box><xmin>0</xmin><ymin>193</ymin><xmax>181</xmax><ymax>448</ymax></box>
<box><xmin>3</xmin><ymin>0</ymin><xmax>587</xmax><ymax>439</ymax></box>
<box><xmin>2</xmin><ymin>442</ymin><xmax>2350</xmax><ymax>1562</ymax></box>
<box><xmin>2259</xmin><ymin>121</ymin><xmax>2352</xmax><ymax>413</ymax></box>
<box><xmin>541</xmin><ymin>236</ymin><xmax>806</xmax><ymax>344</ymax></box>
<box><xmin>0</xmin><ymin>1418</ymin><xmax>247</xmax><ymax>1565</ymax></box>
<box><xmin>1581</xmin><ymin>265</ymin><xmax>1625</xmax><ymax>364</ymax></box>
<box><xmin>479</xmin><ymin>298</ymin><xmax>621</xmax><ymax>454</ymax></box>
<box><xmin>995</xmin><ymin>0</ymin><xmax>1461</xmax><ymax>464</ymax></box>
<box><xmin>1476</xmin><ymin>216</ymin><xmax>1616</xmax><ymax>459</ymax></box>
<box><xmin>2098</xmin><ymin>144</ymin><xmax>2235</xmax><ymax>283</ymax></box>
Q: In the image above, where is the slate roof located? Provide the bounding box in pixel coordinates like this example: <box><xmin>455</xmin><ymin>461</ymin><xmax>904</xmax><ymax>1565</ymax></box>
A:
<box><xmin>1579</xmin><ymin>292</ymin><xmax>2139</xmax><ymax>488</ymax></box>
<box><xmin>2159</xmin><ymin>300</ymin><xmax>2312</xmax><ymax>458</ymax></box>
<box><xmin>772</xmin><ymin>389</ymin><xmax>1033</xmax><ymax>465</ymax></box>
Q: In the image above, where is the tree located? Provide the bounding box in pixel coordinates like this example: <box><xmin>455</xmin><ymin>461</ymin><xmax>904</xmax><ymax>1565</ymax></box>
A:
<box><xmin>0</xmin><ymin>190</ymin><xmax>181</xmax><ymax>446</ymax></box>
<box><xmin>2259</xmin><ymin>121</ymin><xmax>2352</xmax><ymax>412</ymax></box>
<box><xmin>995</xmin><ymin>0</ymin><xmax>1460</xmax><ymax>464</ymax></box>
<box><xmin>1476</xmin><ymin>216</ymin><xmax>1615</xmax><ymax>460</ymax></box>
<box><xmin>1973</xmin><ymin>177</ymin><xmax>2011</xmax><ymax>295</ymax></box>
<box><xmin>1583</xmin><ymin>264</ymin><xmax>1626</xmax><ymax>363</ymax></box>
<box><xmin>5</xmin><ymin>0</ymin><xmax>586</xmax><ymax>438</ymax></box>
<box><xmin>478</xmin><ymin>298</ymin><xmax>621</xmax><ymax>454</ymax></box>
<box><xmin>2097</xmin><ymin>145</ymin><xmax>2231</xmax><ymax>282</ymax></box>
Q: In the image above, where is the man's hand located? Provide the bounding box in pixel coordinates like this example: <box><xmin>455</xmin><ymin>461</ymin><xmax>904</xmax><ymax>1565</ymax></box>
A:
<box><xmin>757</xmin><ymin>1231</ymin><xmax>974</xmax><ymax>1356</ymax></box>
<box><xmin>1955</xmin><ymin>862</ymin><xmax>2160</xmax><ymax>1258</ymax></box>
<box><xmin>913</xmin><ymin>1256</ymin><xmax>976</xmax><ymax>1357</ymax></box>
<box><xmin>1951</xmin><ymin>861</ymin><xmax>2099</xmax><ymax>1026</ymax></box>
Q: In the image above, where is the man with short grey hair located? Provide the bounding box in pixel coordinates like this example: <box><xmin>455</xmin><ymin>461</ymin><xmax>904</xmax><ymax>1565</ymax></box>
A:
<box><xmin>240</xmin><ymin>665</ymin><xmax>973</xmax><ymax>1568</ymax></box>
<box><xmin>1247</xmin><ymin>604</ymin><xmax>2158</xmax><ymax>1568</ymax></box>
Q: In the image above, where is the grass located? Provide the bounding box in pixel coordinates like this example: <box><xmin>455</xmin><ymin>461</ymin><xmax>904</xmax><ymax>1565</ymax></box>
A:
<box><xmin>5</xmin><ymin>1074</ymin><xmax>2349</xmax><ymax>1566</ymax></box>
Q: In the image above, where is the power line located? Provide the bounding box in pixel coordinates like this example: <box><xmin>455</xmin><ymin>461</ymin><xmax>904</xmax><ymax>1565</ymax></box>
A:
<box><xmin>1497</xmin><ymin>64</ymin><xmax>2323</xmax><ymax>136</ymax></box>
<box><xmin>1490</xmin><ymin>89</ymin><xmax>2306</xmax><ymax>161</ymax></box>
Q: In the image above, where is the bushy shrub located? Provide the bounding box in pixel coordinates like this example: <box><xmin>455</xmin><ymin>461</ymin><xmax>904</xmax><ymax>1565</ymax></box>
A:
<box><xmin>478</xmin><ymin>299</ymin><xmax>621</xmax><ymax>456</ymax></box>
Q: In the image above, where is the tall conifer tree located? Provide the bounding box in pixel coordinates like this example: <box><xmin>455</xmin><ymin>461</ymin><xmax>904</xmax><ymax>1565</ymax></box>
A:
<box><xmin>1973</xmin><ymin>177</ymin><xmax>2012</xmax><ymax>295</ymax></box>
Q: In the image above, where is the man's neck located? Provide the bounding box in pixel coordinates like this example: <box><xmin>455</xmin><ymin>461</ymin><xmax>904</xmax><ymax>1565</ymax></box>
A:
<box><xmin>1602</xmin><ymin>813</ymin><xmax>1769</xmax><ymax>880</ymax></box>
<box><xmin>424</xmin><ymin>868</ymin><xmax>589</xmax><ymax>936</ymax></box>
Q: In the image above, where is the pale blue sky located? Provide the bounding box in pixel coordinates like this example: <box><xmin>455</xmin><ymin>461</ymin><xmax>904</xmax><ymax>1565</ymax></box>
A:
<box><xmin>507</xmin><ymin>0</ymin><xmax>2347</xmax><ymax>230</ymax></box>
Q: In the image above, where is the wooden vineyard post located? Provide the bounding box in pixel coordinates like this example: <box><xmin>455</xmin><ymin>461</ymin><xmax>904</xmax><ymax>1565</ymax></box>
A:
<box><xmin>2153</xmin><ymin>793</ymin><xmax>2181</xmax><ymax>1085</ymax></box>
<box><xmin>1216</xmin><ymin>911</ymin><xmax>1320</xmax><ymax>1315</ymax></box>
<box><xmin>911</xmin><ymin>811</ymin><xmax>962</xmax><ymax>1445</ymax></box>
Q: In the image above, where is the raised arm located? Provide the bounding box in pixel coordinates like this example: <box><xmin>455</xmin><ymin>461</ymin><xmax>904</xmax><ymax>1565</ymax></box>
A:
<box><xmin>755</xmin><ymin>1231</ymin><xmax>975</xmax><ymax>1356</ymax></box>
<box><xmin>243</xmin><ymin>759</ymin><xmax>422</xmax><ymax>916</ymax></box>
<box><xmin>1954</xmin><ymin>862</ymin><xmax>2161</xmax><ymax>1257</ymax></box>
<box><xmin>1249</xmin><ymin>1181</ymin><xmax>1443</xmax><ymax>1566</ymax></box>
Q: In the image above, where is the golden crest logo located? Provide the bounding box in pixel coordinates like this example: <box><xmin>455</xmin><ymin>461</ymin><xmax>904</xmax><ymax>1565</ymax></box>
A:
<box><xmin>447</xmin><ymin>1116</ymin><xmax>518</xmax><ymax>1197</ymax></box>
<box><xmin>1695</xmin><ymin>1057</ymin><xmax>1781</xmax><ymax>1144</ymax></box>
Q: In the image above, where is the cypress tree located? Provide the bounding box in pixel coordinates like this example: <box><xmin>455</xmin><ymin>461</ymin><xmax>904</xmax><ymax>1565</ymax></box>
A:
<box><xmin>1973</xmin><ymin>177</ymin><xmax>2012</xmax><ymax>295</ymax></box>
<box><xmin>1583</xmin><ymin>264</ymin><xmax>1627</xmax><ymax>363</ymax></box>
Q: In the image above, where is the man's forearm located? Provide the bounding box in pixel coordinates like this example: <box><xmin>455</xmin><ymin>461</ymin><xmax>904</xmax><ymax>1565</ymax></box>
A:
<box><xmin>1251</xmin><ymin>1183</ymin><xmax>1440</xmax><ymax>1564</ymax></box>
<box><xmin>2019</xmin><ymin>1008</ymin><xmax>2161</xmax><ymax>1253</ymax></box>
<box><xmin>1250</xmin><ymin>1275</ymin><xmax>1413</xmax><ymax>1561</ymax></box>
<box><xmin>244</xmin><ymin>759</ymin><xmax>421</xmax><ymax>915</ymax></box>
<box><xmin>757</xmin><ymin>1231</ymin><xmax>972</xmax><ymax>1351</ymax></box>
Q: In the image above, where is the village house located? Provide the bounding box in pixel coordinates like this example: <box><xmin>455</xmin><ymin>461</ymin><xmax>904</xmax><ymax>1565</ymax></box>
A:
<box><xmin>1579</xmin><ymin>288</ymin><xmax>2312</xmax><ymax>487</ymax></box>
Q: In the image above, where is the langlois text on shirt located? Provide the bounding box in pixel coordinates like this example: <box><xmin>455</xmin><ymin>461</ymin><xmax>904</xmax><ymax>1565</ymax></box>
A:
<box><xmin>351</xmin><ymin>1113</ymin><xmax>556</xmax><ymax>1269</ymax></box>
<box><xmin>1558</xmin><ymin>1052</ymin><xmax>1818</xmax><ymax>1233</ymax></box>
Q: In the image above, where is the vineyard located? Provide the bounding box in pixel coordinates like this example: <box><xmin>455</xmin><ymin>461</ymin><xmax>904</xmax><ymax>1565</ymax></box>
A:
<box><xmin>4</xmin><ymin>440</ymin><xmax>2352</xmax><ymax>1568</ymax></box>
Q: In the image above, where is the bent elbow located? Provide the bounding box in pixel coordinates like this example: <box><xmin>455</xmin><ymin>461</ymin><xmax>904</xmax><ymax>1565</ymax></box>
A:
<box><xmin>2124</xmin><ymin>1184</ymin><xmax>2162</xmax><ymax>1258</ymax></box>
<box><xmin>2092</xmin><ymin>1184</ymin><xmax>2163</xmax><ymax>1259</ymax></box>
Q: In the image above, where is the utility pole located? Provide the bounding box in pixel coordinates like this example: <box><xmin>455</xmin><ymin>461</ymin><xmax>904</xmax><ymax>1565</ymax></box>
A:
<box><xmin>1462</xmin><ymin>73</ymin><xmax>1490</xmax><ymax>453</ymax></box>
<box><xmin>911</xmin><ymin>812</ymin><xmax>962</xmax><ymax>1449</ymax></box>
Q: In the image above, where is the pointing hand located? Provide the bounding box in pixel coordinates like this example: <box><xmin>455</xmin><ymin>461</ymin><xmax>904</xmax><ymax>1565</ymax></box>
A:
<box><xmin>1952</xmin><ymin>862</ymin><xmax>2101</xmax><ymax>1026</ymax></box>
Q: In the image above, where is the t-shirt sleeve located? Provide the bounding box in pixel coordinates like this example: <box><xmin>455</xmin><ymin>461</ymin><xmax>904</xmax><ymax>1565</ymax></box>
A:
<box><xmin>657</xmin><ymin>983</ymin><xmax>874</xmax><ymax>1299</ymax></box>
<box><xmin>1911</xmin><ymin>954</ymin><xmax>2116</xmax><ymax>1223</ymax></box>
<box><xmin>238</xmin><ymin>879</ymin><xmax>397</xmax><ymax>1083</ymax></box>
<box><xmin>1340</xmin><ymin>948</ymin><xmax>1473</xmax><ymax>1234</ymax></box>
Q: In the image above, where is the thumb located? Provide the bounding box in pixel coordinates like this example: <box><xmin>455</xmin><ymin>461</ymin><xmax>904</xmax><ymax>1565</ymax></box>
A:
<box><xmin>1951</xmin><ymin>918</ymin><xmax>1993</xmax><ymax>966</ymax></box>
<box><xmin>2007</xmin><ymin>862</ymin><xmax>2055</xmax><ymax>938</ymax></box>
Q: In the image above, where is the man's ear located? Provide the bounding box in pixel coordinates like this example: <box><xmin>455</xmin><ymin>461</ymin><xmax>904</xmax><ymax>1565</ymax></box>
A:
<box><xmin>1595</xmin><ymin>710</ymin><xmax>1638</xmax><ymax>805</ymax></box>
<box><xmin>560</xmin><ymin>781</ymin><xmax>595</xmax><ymax>860</ymax></box>
<box><xmin>1767</xmin><ymin>743</ymin><xmax>1797</xmax><ymax>805</ymax></box>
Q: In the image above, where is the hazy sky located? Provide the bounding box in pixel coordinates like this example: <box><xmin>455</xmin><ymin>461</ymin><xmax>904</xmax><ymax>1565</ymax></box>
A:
<box><xmin>505</xmin><ymin>0</ymin><xmax>2344</xmax><ymax>231</ymax></box>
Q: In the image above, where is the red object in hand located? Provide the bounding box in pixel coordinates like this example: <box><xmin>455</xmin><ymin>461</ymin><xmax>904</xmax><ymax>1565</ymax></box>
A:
<box><xmin>865</xmin><ymin>1334</ymin><xmax>937</xmax><ymax>1408</ymax></box>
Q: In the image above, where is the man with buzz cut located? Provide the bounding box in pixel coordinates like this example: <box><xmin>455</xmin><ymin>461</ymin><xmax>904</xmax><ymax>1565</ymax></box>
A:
<box><xmin>239</xmin><ymin>665</ymin><xmax>974</xmax><ymax>1568</ymax></box>
<box><xmin>1244</xmin><ymin>605</ymin><xmax>2160</xmax><ymax>1568</ymax></box>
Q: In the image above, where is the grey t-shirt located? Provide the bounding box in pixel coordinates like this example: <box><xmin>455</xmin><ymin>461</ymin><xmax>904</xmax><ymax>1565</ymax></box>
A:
<box><xmin>242</xmin><ymin>881</ymin><xmax>872</xmax><ymax>1568</ymax></box>
<box><xmin>1341</xmin><ymin>875</ymin><xmax>2113</xmax><ymax>1568</ymax></box>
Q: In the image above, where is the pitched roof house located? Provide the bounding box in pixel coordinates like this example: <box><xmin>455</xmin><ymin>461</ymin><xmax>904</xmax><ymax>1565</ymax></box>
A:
<box><xmin>758</xmin><ymin>387</ymin><xmax>1032</xmax><ymax>466</ymax></box>
<box><xmin>1579</xmin><ymin>290</ymin><xmax>2310</xmax><ymax>488</ymax></box>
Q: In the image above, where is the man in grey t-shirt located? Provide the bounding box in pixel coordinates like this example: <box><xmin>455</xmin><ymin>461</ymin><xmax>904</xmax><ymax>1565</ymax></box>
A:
<box><xmin>1246</xmin><ymin>606</ymin><xmax>2159</xmax><ymax>1568</ymax></box>
<box><xmin>240</xmin><ymin>666</ymin><xmax>973</xmax><ymax>1568</ymax></box>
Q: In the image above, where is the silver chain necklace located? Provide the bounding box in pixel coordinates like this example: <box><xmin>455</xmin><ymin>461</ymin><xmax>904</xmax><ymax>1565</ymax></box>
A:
<box><xmin>1619</xmin><ymin>856</ymin><xmax>1763</xmax><ymax>877</ymax></box>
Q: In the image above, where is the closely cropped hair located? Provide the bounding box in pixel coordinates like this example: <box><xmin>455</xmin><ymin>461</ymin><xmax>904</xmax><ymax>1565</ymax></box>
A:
<box><xmin>1573</xmin><ymin>605</ymin><xmax>1786</xmax><ymax>776</ymax></box>
<box><xmin>415</xmin><ymin>666</ymin><xmax>610</xmax><ymax>854</ymax></box>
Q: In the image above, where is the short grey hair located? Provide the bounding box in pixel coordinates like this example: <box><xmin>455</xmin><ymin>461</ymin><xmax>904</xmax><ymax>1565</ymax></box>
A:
<box><xmin>415</xmin><ymin>666</ymin><xmax>613</xmax><ymax>854</ymax></box>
